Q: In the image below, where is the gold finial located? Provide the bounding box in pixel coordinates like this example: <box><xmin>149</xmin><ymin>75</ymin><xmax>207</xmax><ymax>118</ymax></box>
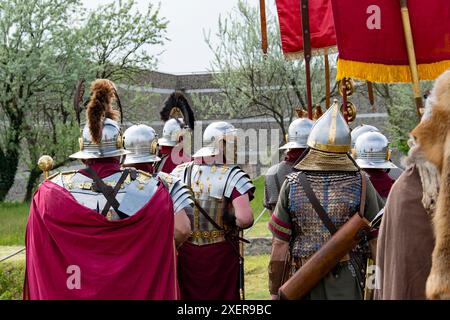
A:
<box><xmin>38</xmin><ymin>155</ymin><xmax>54</xmax><ymax>180</ymax></box>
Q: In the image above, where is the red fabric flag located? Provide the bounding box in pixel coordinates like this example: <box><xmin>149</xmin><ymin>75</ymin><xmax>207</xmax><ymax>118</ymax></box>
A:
<box><xmin>332</xmin><ymin>0</ymin><xmax>450</xmax><ymax>83</ymax></box>
<box><xmin>276</xmin><ymin>0</ymin><xmax>336</xmax><ymax>58</ymax></box>
<box><xmin>24</xmin><ymin>181</ymin><xmax>178</xmax><ymax>300</ymax></box>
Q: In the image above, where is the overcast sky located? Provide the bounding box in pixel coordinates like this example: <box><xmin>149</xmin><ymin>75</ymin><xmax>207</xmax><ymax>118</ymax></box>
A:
<box><xmin>81</xmin><ymin>0</ymin><xmax>276</xmax><ymax>74</ymax></box>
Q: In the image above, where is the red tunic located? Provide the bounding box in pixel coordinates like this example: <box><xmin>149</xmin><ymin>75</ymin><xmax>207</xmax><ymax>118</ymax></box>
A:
<box><xmin>158</xmin><ymin>145</ymin><xmax>191</xmax><ymax>173</ymax></box>
<box><xmin>24</xmin><ymin>179</ymin><xmax>178</xmax><ymax>300</ymax></box>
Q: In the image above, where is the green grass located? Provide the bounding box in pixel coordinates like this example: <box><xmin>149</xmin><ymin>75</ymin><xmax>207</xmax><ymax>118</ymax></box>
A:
<box><xmin>0</xmin><ymin>202</ymin><xmax>29</xmax><ymax>246</ymax></box>
<box><xmin>247</xmin><ymin>176</ymin><xmax>271</xmax><ymax>238</ymax></box>
<box><xmin>245</xmin><ymin>254</ymin><xmax>270</xmax><ymax>300</ymax></box>
<box><xmin>0</xmin><ymin>255</ymin><xmax>270</xmax><ymax>300</ymax></box>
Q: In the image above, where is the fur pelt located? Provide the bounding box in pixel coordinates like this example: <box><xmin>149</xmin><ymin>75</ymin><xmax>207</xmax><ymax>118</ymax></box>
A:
<box><xmin>411</xmin><ymin>69</ymin><xmax>450</xmax><ymax>300</ymax></box>
<box><xmin>86</xmin><ymin>79</ymin><xmax>119</xmax><ymax>144</ymax></box>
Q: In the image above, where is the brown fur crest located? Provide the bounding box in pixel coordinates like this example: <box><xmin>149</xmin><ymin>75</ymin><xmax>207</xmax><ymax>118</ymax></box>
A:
<box><xmin>86</xmin><ymin>79</ymin><xmax>120</xmax><ymax>144</ymax></box>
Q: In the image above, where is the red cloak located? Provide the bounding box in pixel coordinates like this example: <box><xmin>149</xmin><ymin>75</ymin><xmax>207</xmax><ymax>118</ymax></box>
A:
<box><xmin>24</xmin><ymin>180</ymin><xmax>178</xmax><ymax>300</ymax></box>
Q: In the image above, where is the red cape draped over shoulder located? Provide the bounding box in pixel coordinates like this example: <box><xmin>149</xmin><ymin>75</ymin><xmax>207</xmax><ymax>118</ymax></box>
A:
<box><xmin>24</xmin><ymin>180</ymin><xmax>178</xmax><ymax>300</ymax></box>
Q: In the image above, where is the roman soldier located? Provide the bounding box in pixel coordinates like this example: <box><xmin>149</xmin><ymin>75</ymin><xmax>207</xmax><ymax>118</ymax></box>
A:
<box><xmin>155</xmin><ymin>92</ymin><xmax>194</xmax><ymax>173</ymax></box>
<box><xmin>354</xmin><ymin>131</ymin><xmax>399</xmax><ymax>201</ymax></box>
<box><xmin>264</xmin><ymin>117</ymin><xmax>313</xmax><ymax>212</ymax></box>
<box><xmin>171</xmin><ymin>121</ymin><xmax>255</xmax><ymax>300</ymax></box>
<box><xmin>268</xmin><ymin>102</ymin><xmax>382</xmax><ymax>300</ymax></box>
<box><xmin>123</xmin><ymin>124</ymin><xmax>193</xmax><ymax>246</ymax></box>
<box><xmin>24</xmin><ymin>79</ymin><xmax>181</xmax><ymax>300</ymax></box>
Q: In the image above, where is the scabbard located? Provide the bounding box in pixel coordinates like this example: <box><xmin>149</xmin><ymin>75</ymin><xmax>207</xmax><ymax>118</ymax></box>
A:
<box><xmin>279</xmin><ymin>213</ymin><xmax>370</xmax><ymax>300</ymax></box>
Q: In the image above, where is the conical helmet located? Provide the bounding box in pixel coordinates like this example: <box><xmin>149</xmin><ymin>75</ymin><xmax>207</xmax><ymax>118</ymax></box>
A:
<box><xmin>307</xmin><ymin>101</ymin><xmax>351</xmax><ymax>153</ymax></box>
<box><xmin>123</xmin><ymin>124</ymin><xmax>161</xmax><ymax>165</ymax></box>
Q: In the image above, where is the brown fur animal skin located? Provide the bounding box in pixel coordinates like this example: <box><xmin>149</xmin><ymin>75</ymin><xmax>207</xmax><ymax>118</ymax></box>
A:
<box><xmin>86</xmin><ymin>79</ymin><xmax>119</xmax><ymax>144</ymax></box>
<box><xmin>425</xmin><ymin>130</ymin><xmax>450</xmax><ymax>299</ymax></box>
<box><xmin>412</xmin><ymin>70</ymin><xmax>450</xmax><ymax>300</ymax></box>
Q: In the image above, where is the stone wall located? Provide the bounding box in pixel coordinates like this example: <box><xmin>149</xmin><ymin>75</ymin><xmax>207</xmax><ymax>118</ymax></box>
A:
<box><xmin>6</xmin><ymin>71</ymin><xmax>399</xmax><ymax>201</ymax></box>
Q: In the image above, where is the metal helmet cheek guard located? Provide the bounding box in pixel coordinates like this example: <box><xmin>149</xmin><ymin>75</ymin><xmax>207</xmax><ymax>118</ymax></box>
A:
<box><xmin>123</xmin><ymin>124</ymin><xmax>160</xmax><ymax>165</ymax></box>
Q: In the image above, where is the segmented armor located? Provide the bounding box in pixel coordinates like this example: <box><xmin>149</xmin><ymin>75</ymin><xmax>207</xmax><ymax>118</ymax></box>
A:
<box><xmin>171</xmin><ymin>162</ymin><xmax>254</xmax><ymax>245</ymax></box>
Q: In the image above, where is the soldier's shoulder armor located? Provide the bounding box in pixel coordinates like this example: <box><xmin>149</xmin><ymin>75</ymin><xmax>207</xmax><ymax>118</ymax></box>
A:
<box><xmin>223</xmin><ymin>165</ymin><xmax>254</xmax><ymax>198</ymax></box>
<box><xmin>158</xmin><ymin>171</ymin><xmax>194</xmax><ymax>213</ymax></box>
<box><xmin>48</xmin><ymin>170</ymin><xmax>77</xmax><ymax>187</ymax></box>
<box><xmin>170</xmin><ymin>161</ymin><xmax>192</xmax><ymax>182</ymax></box>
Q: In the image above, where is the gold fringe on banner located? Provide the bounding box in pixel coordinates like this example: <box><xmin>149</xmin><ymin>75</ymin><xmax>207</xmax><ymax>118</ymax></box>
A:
<box><xmin>336</xmin><ymin>58</ymin><xmax>450</xmax><ymax>83</ymax></box>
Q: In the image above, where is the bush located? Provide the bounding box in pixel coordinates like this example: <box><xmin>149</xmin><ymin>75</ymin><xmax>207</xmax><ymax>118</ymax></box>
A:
<box><xmin>0</xmin><ymin>260</ymin><xmax>24</xmax><ymax>300</ymax></box>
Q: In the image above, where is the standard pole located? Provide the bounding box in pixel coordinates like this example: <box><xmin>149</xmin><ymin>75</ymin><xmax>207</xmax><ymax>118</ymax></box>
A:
<box><xmin>259</xmin><ymin>0</ymin><xmax>268</xmax><ymax>55</ymax></box>
<box><xmin>301</xmin><ymin>0</ymin><xmax>313</xmax><ymax>119</ymax></box>
<box><xmin>399</xmin><ymin>0</ymin><xmax>423</xmax><ymax>119</ymax></box>
<box><xmin>324</xmin><ymin>48</ymin><xmax>331</xmax><ymax>108</ymax></box>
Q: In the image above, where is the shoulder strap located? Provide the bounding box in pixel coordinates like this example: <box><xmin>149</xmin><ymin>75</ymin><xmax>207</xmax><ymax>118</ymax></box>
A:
<box><xmin>84</xmin><ymin>167</ymin><xmax>131</xmax><ymax>219</ymax></box>
<box><xmin>297</xmin><ymin>172</ymin><xmax>338</xmax><ymax>235</ymax></box>
<box><xmin>359</xmin><ymin>172</ymin><xmax>367</xmax><ymax>218</ymax></box>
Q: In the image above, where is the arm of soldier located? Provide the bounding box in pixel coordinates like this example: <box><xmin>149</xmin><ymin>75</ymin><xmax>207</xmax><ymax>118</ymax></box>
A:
<box><xmin>364</xmin><ymin>179</ymin><xmax>383</xmax><ymax>261</ymax></box>
<box><xmin>232</xmin><ymin>193</ymin><xmax>254</xmax><ymax>229</ymax></box>
<box><xmin>174</xmin><ymin>207</ymin><xmax>192</xmax><ymax>247</ymax></box>
<box><xmin>268</xmin><ymin>180</ymin><xmax>292</xmax><ymax>300</ymax></box>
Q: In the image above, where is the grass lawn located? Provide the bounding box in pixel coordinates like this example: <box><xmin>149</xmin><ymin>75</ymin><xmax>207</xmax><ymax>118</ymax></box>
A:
<box><xmin>0</xmin><ymin>202</ymin><xmax>29</xmax><ymax>246</ymax></box>
<box><xmin>248</xmin><ymin>176</ymin><xmax>271</xmax><ymax>238</ymax></box>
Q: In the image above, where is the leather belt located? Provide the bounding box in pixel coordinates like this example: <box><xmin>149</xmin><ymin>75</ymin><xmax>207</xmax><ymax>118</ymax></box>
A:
<box><xmin>190</xmin><ymin>230</ymin><xmax>225</xmax><ymax>240</ymax></box>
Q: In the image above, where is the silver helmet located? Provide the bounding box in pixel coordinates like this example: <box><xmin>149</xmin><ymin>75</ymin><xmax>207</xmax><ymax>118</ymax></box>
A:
<box><xmin>70</xmin><ymin>118</ymin><xmax>130</xmax><ymax>159</ymax></box>
<box><xmin>158</xmin><ymin>118</ymin><xmax>185</xmax><ymax>147</ymax></box>
<box><xmin>193</xmin><ymin>121</ymin><xmax>237</xmax><ymax>158</ymax></box>
<box><xmin>123</xmin><ymin>124</ymin><xmax>161</xmax><ymax>165</ymax></box>
<box><xmin>279</xmin><ymin>118</ymin><xmax>314</xmax><ymax>150</ymax></box>
<box><xmin>354</xmin><ymin>131</ymin><xmax>398</xmax><ymax>169</ymax></box>
<box><xmin>307</xmin><ymin>101</ymin><xmax>351</xmax><ymax>153</ymax></box>
<box><xmin>351</xmin><ymin>124</ymin><xmax>380</xmax><ymax>148</ymax></box>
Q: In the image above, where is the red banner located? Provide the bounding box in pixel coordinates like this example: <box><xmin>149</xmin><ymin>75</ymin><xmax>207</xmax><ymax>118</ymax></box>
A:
<box><xmin>332</xmin><ymin>0</ymin><xmax>450</xmax><ymax>82</ymax></box>
<box><xmin>276</xmin><ymin>0</ymin><xmax>336</xmax><ymax>58</ymax></box>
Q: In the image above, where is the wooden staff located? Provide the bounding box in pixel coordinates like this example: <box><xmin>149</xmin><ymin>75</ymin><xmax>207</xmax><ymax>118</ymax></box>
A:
<box><xmin>259</xmin><ymin>0</ymin><xmax>268</xmax><ymax>55</ymax></box>
<box><xmin>324</xmin><ymin>48</ymin><xmax>331</xmax><ymax>108</ymax></box>
<box><xmin>301</xmin><ymin>0</ymin><xmax>313</xmax><ymax>119</ymax></box>
<box><xmin>367</xmin><ymin>81</ymin><xmax>375</xmax><ymax>108</ymax></box>
<box><xmin>399</xmin><ymin>0</ymin><xmax>423</xmax><ymax>119</ymax></box>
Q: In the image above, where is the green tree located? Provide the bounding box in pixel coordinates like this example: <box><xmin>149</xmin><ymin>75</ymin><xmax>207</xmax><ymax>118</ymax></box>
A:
<box><xmin>0</xmin><ymin>0</ymin><xmax>168</xmax><ymax>201</ymax></box>
<box><xmin>195</xmin><ymin>0</ymin><xmax>336</xmax><ymax>139</ymax></box>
